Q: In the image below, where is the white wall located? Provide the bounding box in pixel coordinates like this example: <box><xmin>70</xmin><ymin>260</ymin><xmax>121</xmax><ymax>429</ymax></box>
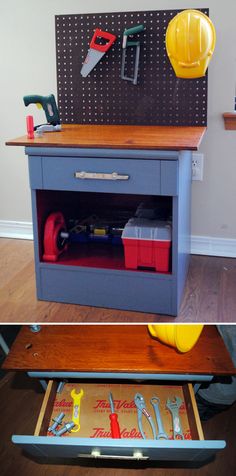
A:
<box><xmin>0</xmin><ymin>1</ymin><xmax>236</xmax><ymax>253</ymax></box>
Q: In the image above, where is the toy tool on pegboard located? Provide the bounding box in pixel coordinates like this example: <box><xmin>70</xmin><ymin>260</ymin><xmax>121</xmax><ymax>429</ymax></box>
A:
<box><xmin>23</xmin><ymin>94</ymin><xmax>61</xmax><ymax>133</ymax></box>
<box><xmin>81</xmin><ymin>28</ymin><xmax>117</xmax><ymax>77</ymax></box>
<box><xmin>121</xmin><ymin>24</ymin><xmax>144</xmax><ymax>85</ymax></box>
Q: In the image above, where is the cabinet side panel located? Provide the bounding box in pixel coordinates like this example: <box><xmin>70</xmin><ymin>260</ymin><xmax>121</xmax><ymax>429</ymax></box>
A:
<box><xmin>173</xmin><ymin>151</ymin><xmax>192</xmax><ymax>311</ymax></box>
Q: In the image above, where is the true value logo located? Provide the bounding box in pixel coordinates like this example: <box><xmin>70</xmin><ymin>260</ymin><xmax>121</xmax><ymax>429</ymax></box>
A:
<box><xmin>94</xmin><ymin>399</ymin><xmax>136</xmax><ymax>410</ymax></box>
<box><xmin>90</xmin><ymin>427</ymin><xmax>142</xmax><ymax>438</ymax></box>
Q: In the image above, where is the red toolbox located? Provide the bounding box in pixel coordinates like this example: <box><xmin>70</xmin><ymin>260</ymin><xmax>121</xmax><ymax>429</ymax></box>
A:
<box><xmin>122</xmin><ymin>218</ymin><xmax>172</xmax><ymax>272</ymax></box>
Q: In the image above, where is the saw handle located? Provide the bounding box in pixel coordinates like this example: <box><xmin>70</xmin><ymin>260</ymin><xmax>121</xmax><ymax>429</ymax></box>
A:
<box><xmin>90</xmin><ymin>28</ymin><xmax>116</xmax><ymax>53</ymax></box>
<box><xmin>122</xmin><ymin>25</ymin><xmax>144</xmax><ymax>49</ymax></box>
<box><xmin>124</xmin><ymin>25</ymin><xmax>144</xmax><ymax>36</ymax></box>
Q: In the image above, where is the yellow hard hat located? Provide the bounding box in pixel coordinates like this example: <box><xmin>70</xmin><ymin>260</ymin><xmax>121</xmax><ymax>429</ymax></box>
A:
<box><xmin>148</xmin><ymin>324</ymin><xmax>204</xmax><ymax>353</ymax></box>
<box><xmin>166</xmin><ymin>9</ymin><xmax>216</xmax><ymax>79</ymax></box>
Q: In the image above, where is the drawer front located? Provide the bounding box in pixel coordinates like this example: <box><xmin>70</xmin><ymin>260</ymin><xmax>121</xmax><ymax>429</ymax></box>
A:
<box><xmin>29</xmin><ymin>155</ymin><xmax>179</xmax><ymax>195</ymax></box>
<box><xmin>41</xmin><ymin>157</ymin><xmax>161</xmax><ymax>195</ymax></box>
<box><xmin>38</xmin><ymin>265</ymin><xmax>174</xmax><ymax>315</ymax></box>
<box><xmin>12</xmin><ymin>435</ymin><xmax>225</xmax><ymax>461</ymax></box>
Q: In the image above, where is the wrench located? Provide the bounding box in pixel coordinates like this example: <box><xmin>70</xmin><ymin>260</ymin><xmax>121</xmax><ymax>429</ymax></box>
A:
<box><xmin>166</xmin><ymin>396</ymin><xmax>184</xmax><ymax>440</ymax></box>
<box><xmin>70</xmin><ymin>388</ymin><xmax>84</xmax><ymax>433</ymax></box>
<box><xmin>150</xmin><ymin>397</ymin><xmax>168</xmax><ymax>440</ymax></box>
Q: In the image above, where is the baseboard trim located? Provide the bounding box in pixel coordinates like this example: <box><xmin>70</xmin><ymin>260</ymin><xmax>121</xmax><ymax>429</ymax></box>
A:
<box><xmin>0</xmin><ymin>220</ymin><xmax>33</xmax><ymax>240</ymax></box>
<box><xmin>190</xmin><ymin>235</ymin><xmax>236</xmax><ymax>258</ymax></box>
<box><xmin>0</xmin><ymin>221</ymin><xmax>235</xmax><ymax>258</ymax></box>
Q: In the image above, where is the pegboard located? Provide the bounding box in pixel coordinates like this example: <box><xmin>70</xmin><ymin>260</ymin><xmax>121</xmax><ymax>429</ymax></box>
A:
<box><xmin>55</xmin><ymin>9</ymin><xmax>209</xmax><ymax>126</ymax></box>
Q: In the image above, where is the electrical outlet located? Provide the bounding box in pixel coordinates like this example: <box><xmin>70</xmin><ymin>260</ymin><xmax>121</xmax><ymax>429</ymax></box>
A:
<box><xmin>192</xmin><ymin>153</ymin><xmax>204</xmax><ymax>181</ymax></box>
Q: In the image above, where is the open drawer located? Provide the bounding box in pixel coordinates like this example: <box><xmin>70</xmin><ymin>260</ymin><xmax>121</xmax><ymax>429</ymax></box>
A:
<box><xmin>12</xmin><ymin>379</ymin><xmax>225</xmax><ymax>463</ymax></box>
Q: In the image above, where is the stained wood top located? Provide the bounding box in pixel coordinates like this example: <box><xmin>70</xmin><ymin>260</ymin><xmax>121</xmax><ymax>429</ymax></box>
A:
<box><xmin>3</xmin><ymin>325</ymin><xmax>235</xmax><ymax>376</ymax></box>
<box><xmin>223</xmin><ymin>112</ymin><xmax>236</xmax><ymax>117</ymax></box>
<box><xmin>6</xmin><ymin>124</ymin><xmax>206</xmax><ymax>151</ymax></box>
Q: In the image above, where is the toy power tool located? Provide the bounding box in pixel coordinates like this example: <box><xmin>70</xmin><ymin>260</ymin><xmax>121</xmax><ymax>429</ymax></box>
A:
<box><xmin>23</xmin><ymin>94</ymin><xmax>61</xmax><ymax>132</ymax></box>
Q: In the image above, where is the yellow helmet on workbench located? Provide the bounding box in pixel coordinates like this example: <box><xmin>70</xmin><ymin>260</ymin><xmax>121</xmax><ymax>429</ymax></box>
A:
<box><xmin>165</xmin><ymin>9</ymin><xmax>216</xmax><ymax>79</ymax></box>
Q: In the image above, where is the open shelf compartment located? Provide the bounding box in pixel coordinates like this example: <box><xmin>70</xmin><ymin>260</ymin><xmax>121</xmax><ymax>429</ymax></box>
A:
<box><xmin>36</xmin><ymin>190</ymin><xmax>173</xmax><ymax>274</ymax></box>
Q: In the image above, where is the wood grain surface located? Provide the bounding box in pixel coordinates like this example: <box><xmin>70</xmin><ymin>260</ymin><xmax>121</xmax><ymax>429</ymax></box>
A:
<box><xmin>222</xmin><ymin>113</ymin><xmax>236</xmax><ymax>130</ymax></box>
<box><xmin>3</xmin><ymin>325</ymin><xmax>235</xmax><ymax>376</ymax></box>
<box><xmin>5</xmin><ymin>124</ymin><xmax>206</xmax><ymax>150</ymax></box>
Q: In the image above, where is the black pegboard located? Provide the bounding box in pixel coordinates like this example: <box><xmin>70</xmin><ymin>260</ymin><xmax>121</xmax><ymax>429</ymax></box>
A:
<box><xmin>55</xmin><ymin>9</ymin><xmax>208</xmax><ymax>126</ymax></box>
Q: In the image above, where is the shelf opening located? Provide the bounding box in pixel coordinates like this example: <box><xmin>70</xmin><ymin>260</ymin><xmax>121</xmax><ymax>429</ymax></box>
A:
<box><xmin>36</xmin><ymin>190</ymin><xmax>173</xmax><ymax>274</ymax></box>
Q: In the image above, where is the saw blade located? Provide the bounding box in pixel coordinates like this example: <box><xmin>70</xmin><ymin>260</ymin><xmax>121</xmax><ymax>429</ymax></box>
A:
<box><xmin>81</xmin><ymin>49</ymin><xmax>105</xmax><ymax>77</ymax></box>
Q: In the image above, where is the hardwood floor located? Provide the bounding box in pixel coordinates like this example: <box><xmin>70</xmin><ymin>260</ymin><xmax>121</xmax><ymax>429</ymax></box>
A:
<box><xmin>0</xmin><ymin>238</ymin><xmax>236</xmax><ymax>323</ymax></box>
<box><xmin>1</xmin><ymin>371</ymin><xmax>236</xmax><ymax>476</ymax></box>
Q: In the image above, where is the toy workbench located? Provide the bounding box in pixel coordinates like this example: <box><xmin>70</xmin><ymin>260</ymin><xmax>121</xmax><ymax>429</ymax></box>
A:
<box><xmin>6</xmin><ymin>124</ymin><xmax>205</xmax><ymax>315</ymax></box>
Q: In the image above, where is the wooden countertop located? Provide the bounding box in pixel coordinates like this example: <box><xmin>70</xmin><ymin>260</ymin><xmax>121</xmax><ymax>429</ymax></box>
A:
<box><xmin>6</xmin><ymin>124</ymin><xmax>206</xmax><ymax>151</ymax></box>
<box><xmin>3</xmin><ymin>325</ymin><xmax>235</xmax><ymax>376</ymax></box>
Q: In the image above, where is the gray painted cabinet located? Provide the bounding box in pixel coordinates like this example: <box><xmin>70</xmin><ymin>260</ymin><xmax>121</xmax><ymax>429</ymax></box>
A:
<box><xmin>26</xmin><ymin>146</ymin><xmax>192</xmax><ymax>315</ymax></box>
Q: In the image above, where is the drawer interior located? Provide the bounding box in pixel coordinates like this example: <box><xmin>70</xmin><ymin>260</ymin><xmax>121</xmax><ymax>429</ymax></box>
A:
<box><xmin>36</xmin><ymin>190</ymin><xmax>173</xmax><ymax>273</ymax></box>
<box><xmin>34</xmin><ymin>380</ymin><xmax>204</xmax><ymax>442</ymax></box>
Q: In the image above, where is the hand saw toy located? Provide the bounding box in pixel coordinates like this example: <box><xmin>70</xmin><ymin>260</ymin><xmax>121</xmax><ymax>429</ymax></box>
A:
<box><xmin>81</xmin><ymin>28</ymin><xmax>117</xmax><ymax>77</ymax></box>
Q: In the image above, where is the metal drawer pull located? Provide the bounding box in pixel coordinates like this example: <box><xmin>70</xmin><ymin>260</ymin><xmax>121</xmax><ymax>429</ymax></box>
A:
<box><xmin>78</xmin><ymin>449</ymin><xmax>149</xmax><ymax>460</ymax></box>
<box><xmin>75</xmin><ymin>171</ymin><xmax>129</xmax><ymax>180</ymax></box>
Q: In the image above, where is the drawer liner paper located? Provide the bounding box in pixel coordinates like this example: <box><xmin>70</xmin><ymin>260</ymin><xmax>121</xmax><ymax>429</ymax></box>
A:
<box><xmin>47</xmin><ymin>383</ymin><xmax>192</xmax><ymax>439</ymax></box>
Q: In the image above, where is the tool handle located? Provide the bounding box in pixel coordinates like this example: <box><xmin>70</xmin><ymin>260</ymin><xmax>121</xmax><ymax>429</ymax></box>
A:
<box><xmin>26</xmin><ymin>115</ymin><xmax>34</xmax><ymax>139</ymax></box>
<box><xmin>173</xmin><ymin>415</ymin><xmax>184</xmax><ymax>440</ymax></box>
<box><xmin>124</xmin><ymin>25</ymin><xmax>144</xmax><ymax>36</ymax></box>
<box><xmin>23</xmin><ymin>94</ymin><xmax>45</xmax><ymax>107</ymax></box>
<box><xmin>153</xmin><ymin>407</ymin><xmax>165</xmax><ymax>433</ymax></box>
<box><xmin>23</xmin><ymin>94</ymin><xmax>60</xmax><ymax>125</ymax></box>
<box><xmin>90</xmin><ymin>28</ymin><xmax>116</xmax><ymax>52</ymax></box>
<box><xmin>109</xmin><ymin>413</ymin><xmax>121</xmax><ymax>438</ymax></box>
